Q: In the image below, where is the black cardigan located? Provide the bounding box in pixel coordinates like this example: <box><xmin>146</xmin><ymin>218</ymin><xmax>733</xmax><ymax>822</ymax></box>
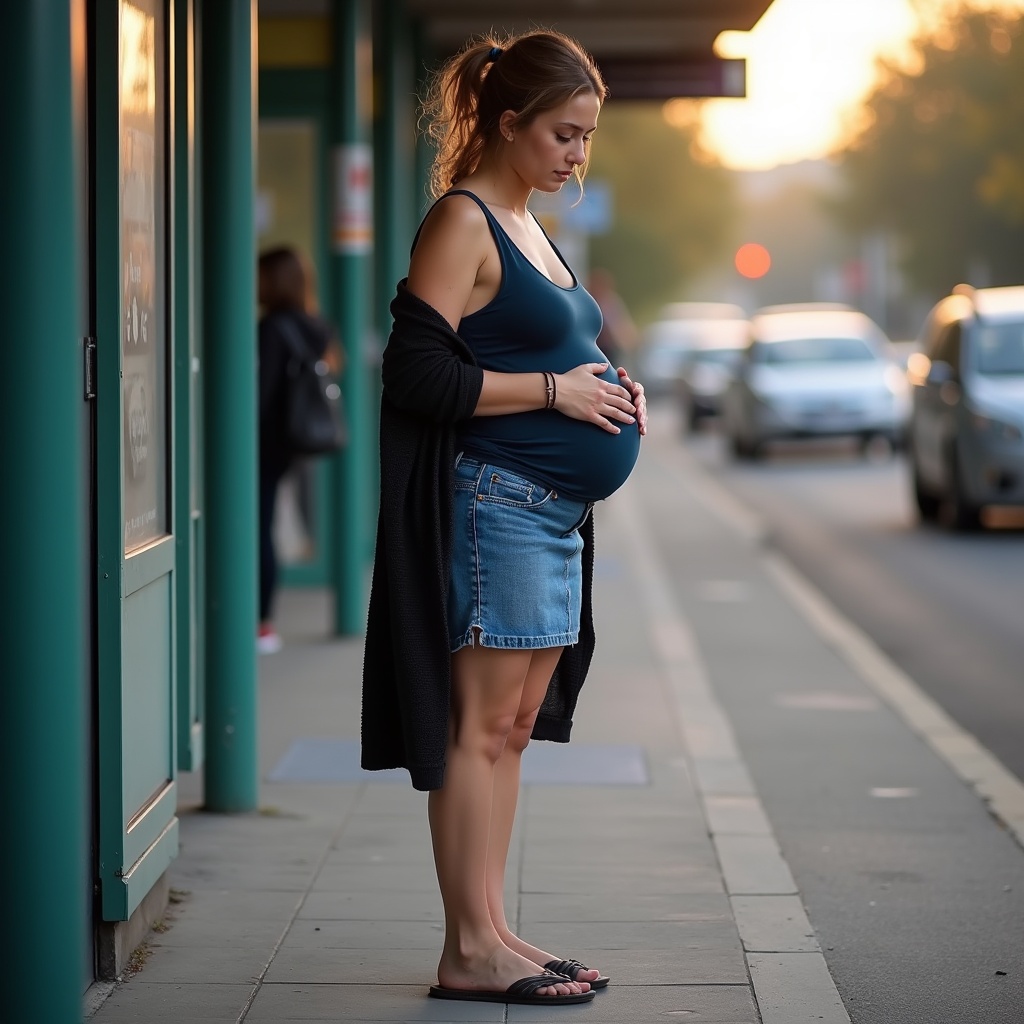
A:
<box><xmin>360</xmin><ymin>281</ymin><xmax>597</xmax><ymax>791</ymax></box>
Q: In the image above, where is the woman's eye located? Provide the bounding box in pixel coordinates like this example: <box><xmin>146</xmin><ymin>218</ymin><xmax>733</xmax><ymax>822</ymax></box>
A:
<box><xmin>556</xmin><ymin>134</ymin><xmax>571</xmax><ymax>144</ymax></box>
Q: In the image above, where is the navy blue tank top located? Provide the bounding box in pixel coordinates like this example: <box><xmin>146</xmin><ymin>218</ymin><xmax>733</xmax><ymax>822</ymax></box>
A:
<box><xmin>431</xmin><ymin>190</ymin><xmax>640</xmax><ymax>502</ymax></box>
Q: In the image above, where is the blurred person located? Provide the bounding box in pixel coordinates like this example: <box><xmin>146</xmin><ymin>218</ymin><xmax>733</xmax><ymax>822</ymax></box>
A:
<box><xmin>360</xmin><ymin>29</ymin><xmax>647</xmax><ymax>1008</ymax></box>
<box><xmin>587</xmin><ymin>266</ymin><xmax>638</xmax><ymax>370</ymax></box>
<box><xmin>257</xmin><ymin>246</ymin><xmax>342</xmax><ymax>653</ymax></box>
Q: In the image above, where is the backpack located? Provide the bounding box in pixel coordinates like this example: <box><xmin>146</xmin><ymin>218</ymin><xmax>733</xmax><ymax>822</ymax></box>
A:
<box><xmin>278</xmin><ymin>317</ymin><xmax>348</xmax><ymax>456</ymax></box>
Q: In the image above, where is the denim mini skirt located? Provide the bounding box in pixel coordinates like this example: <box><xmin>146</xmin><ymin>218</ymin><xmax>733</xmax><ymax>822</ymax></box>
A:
<box><xmin>448</xmin><ymin>454</ymin><xmax>592</xmax><ymax>652</ymax></box>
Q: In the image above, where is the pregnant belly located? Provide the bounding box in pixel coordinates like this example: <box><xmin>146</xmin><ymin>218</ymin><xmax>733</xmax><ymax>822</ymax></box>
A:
<box><xmin>460</xmin><ymin>410</ymin><xmax>642</xmax><ymax>503</ymax></box>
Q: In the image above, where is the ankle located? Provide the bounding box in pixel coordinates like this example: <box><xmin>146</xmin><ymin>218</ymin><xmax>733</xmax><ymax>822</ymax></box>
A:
<box><xmin>443</xmin><ymin>925</ymin><xmax>503</xmax><ymax>965</ymax></box>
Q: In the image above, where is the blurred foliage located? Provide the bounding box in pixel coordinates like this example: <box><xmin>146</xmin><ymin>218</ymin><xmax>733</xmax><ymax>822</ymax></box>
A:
<box><xmin>836</xmin><ymin>5</ymin><xmax>1024</xmax><ymax>296</ymax></box>
<box><xmin>586</xmin><ymin>103</ymin><xmax>738</xmax><ymax>323</ymax></box>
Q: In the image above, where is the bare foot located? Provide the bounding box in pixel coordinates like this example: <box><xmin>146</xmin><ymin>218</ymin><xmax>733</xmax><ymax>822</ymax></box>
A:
<box><xmin>437</xmin><ymin>942</ymin><xmax>585</xmax><ymax>998</ymax></box>
<box><xmin>497</xmin><ymin>929</ymin><xmax>601</xmax><ymax>987</ymax></box>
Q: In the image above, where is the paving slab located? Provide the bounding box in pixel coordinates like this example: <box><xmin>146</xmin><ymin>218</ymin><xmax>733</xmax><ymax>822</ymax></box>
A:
<box><xmin>297</xmin><ymin>889</ymin><xmax>443</xmax><ymax>921</ymax></box>
<box><xmin>133</xmin><ymin>943</ymin><xmax>270</xmax><ymax>985</ymax></box>
<box><xmin>280</xmin><ymin>918</ymin><xmax>447</xmax><ymax>950</ymax></box>
<box><xmin>247</xmin><ymin>983</ymin><xmax>505</xmax><ymax>1021</ymax></box>
<box><xmin>506</xmin><ymin>985</ymin><xmax>759</xmax><ymax>1023</ymax></box>
<box><xmin>89</xmin><ymin>983</ymin><xmax>255</xmax><ymax>1020</ymax></box>
<box><xmin>264</xmin><ymin>947</ymin><xmax>439</xmax><ymax>985</ymax></box>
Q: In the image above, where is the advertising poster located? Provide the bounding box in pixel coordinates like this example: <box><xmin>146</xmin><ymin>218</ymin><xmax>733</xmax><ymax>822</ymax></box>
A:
<box><xmin>120</xmin><ymin>0</ymin><xmax>166</xmax><ymax>552</ymax></box>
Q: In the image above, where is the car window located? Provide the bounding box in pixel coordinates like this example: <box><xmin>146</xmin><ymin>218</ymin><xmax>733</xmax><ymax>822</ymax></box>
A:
<box><xmin>760</xmin><ymin>337</ymin><xmax>877</xmax><ymax>365</ymax></box>
<box><xmin>692</xmin><ymin>349</ymin><xmax>743</xmax><ymax>368</ymax></box>
<box><xmin>974</xmin><ymin>321</ymin><xmax>1024</xmax><ymax>375</ymax></box>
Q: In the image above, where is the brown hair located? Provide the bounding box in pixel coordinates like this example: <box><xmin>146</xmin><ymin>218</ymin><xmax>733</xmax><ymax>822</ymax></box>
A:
<box><xmin>258</xmin><ymin>246</ymin><xmax>315</xmax><ymax>313</ymax></box>
<box><xmin>420</xmin><ymin>29</ymin><xmax>608</xmax><ymax>199</ymax></box>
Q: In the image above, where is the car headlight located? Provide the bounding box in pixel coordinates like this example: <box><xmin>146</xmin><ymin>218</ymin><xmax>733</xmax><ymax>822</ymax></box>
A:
<box><xmin>971</xmin><ymin>411</ymin><xmax>1023</xmax><ymax>442</ymax></box>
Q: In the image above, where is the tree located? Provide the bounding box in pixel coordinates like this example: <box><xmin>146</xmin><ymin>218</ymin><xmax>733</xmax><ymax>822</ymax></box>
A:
<box><xmin>586</xmin><ymin>103</ymin><xmax>738</xmax><ymax>322</ymax></box>
<box><xmin>836</xmin><ymin>5</ymin><xmax>1024</xmax><ymax>298</ymax></box>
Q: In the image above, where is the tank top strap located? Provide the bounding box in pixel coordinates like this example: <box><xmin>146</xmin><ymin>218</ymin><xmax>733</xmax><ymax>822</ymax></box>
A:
<box><xmin>409</xmin><ymin>189</ymin><xmax>521</xmax><ymax>272</ymax></box>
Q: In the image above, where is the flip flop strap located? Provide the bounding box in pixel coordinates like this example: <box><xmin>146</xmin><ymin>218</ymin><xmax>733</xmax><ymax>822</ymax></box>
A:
<box><xmin>507</xmin><ymin>973</ymin><xmax>568</xmax><ymax>998</ymax></box>
<box><xmin>545</xmin><ymin>958</ymin><xmax>589</xmax><ymax>980</ymax></box>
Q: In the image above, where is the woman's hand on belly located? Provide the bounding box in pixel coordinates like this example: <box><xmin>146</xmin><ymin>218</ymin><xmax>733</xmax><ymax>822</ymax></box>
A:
<box><xmin>554</xmin><ymin>362</ymin><xmax>636</xmax><ymax>434</ymax></box>
<box><xmin>616</xmin><ymin>367</ymin><xmax>648</xmax><ymax>436</ymax></box>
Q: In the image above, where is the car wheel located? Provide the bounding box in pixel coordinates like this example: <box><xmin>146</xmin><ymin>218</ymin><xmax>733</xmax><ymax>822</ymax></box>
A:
<box><xmin>942</xmin><ymin>447</ymin><xmax>982</xmax><ymax>531</ymax></box>
<box><xmin>730</xmin><ymin>433</ymin><xmax>761</xmax><ymax>461</ymax></box>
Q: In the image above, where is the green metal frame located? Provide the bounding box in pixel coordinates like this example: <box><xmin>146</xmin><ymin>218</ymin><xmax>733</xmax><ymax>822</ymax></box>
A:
<box><xmin>94</xmin><ymin>0</ymin><xmax>179</xmax><ymax>921</ymax></box>
<box><xmin>172</xmin><ymin>0</ymin><xmax>203</xmax><ymax>771</ymax></box>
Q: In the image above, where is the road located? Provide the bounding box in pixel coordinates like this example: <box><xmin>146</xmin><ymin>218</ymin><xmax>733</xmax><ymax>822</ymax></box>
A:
<box><xmin>636</xmin><ymin>399</ymin><xmax>1024</xmax><ymax>1023</ymax></box>
<box><xmin>675</xmin><ymin>408</ymin><xmax>1024</xmax><ymax>786</ymax></box>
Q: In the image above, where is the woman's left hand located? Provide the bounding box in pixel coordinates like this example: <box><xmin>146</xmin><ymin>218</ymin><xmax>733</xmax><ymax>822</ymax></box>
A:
<box><xmin>617</xmin><ymin>368</ymin><xmax>648</xmax><ymax>436</ymax></box>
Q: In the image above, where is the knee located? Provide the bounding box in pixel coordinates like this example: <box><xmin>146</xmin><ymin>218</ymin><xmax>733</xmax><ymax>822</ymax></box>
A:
<box><xmin>453</xmin><ymin>710</ymin><xmax>518</xmax><ymax>763</ymax></box>
<box><xmin>505</xmin><ymin>709</ymin><xmax>540</xmax><ymax>756</ymax></box>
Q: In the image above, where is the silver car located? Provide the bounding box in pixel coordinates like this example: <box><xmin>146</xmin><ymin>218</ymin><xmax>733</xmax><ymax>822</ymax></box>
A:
<box><xmin>722</xmin><ymin>305</ymin><xmax>909</xmax><ymax>459</ymax></box>
<box><xmin>907</xmin><ymin>284</ymin><xmax>1024</xmax><ymax>529</ymax></box>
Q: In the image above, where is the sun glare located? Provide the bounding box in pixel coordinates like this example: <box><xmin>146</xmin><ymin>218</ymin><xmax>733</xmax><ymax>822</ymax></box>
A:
<box><xmin>700</xmin><ymin>0</ymin><xmax>920</xmax><ymax>170</ymax></box>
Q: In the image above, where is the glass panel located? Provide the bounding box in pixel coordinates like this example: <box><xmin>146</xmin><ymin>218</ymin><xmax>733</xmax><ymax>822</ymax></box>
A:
<box><xmin>975</xmin><ymin>322</ymin><xmax>1024</xmax><ymax>376</ymax></box>
<box><xmin>258</xmin><ymin>119</ymin><xmax>321</xmax><ymax>567</ymax></box>
<box><xmin>121</xmin><ymin>0</ymin><xmax>167</xmax><ymax>553</ymax></box>
<box><xmin>257</xmin><ymin>119</ymin><xmax>317</xmax><ymax>258</ymax></box>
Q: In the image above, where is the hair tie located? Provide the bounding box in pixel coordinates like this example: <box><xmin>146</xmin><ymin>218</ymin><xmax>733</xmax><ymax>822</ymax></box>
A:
<box><xmin>487</xmin><ymin>46</ymin><xmax>503</xmax><ymax>63</ymax></box>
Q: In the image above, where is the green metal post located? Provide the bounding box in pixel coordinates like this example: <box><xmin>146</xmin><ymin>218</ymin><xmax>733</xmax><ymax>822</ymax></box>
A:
<box><xmin>200</xmin><ymin>0</ymin><xmax>259</xmax><ymax>811</ymax></box>
<box><xmin>371</xmin><ymin>0</ymin><xmax>415</xmax><ymax>552</ymax></box>
<box><xmin>330</xmin><ymin>0</ymin><xmax>373</xmax><ymax>634</ymax></box>
<box><xmin>374</xmin><ymin>0</ymin><xmax>415</xmax><ymax>342</ymax></box>
<box><xmin>0</xmin><ymin>2</ymin><xmax>87</xmax><ymax>1019</ymax></box>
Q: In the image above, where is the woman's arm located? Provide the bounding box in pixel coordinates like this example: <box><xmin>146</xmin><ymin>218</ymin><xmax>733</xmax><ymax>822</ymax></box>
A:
<box><xmin>405</xmin><ymin>196</ymin><xmax>636</xmax><ymax>432</ymax></box>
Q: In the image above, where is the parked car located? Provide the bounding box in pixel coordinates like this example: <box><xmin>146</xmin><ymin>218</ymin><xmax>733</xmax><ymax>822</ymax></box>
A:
<box><xmin>906</xmin><ymin>283</ymin><xmax>1024</xmax><ymax>529</ymax></box>
<box><xmin>721</xmin><ymin>305</ymin><xmax>909</xmax><ymax>459</ymax></box>
<box><xmin>639</xmin><ymin>302</ymin><xmax>746</xmax><ymax>397</ymax></box>
<box><xmin>676</xmin><ymin>320</ymin><xmax>749</xmax><ymax>428</ymax></box>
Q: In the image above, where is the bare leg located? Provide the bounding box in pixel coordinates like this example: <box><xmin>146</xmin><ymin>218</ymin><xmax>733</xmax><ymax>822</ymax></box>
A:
<box><xmin>429</xmin><ymin>643</ymin><xmax>583</xmax><ymax>997</ymax></box>
<box><xmin>484</xmin><ymin>646</ymin><xmax>602</xmax><ymax>987</ymax></box>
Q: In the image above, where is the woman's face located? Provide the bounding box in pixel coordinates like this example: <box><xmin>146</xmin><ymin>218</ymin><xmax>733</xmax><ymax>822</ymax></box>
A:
<box><xmin>505</xmin><ymin>90</ymin><xmax>601</xmax><ymax>193</ymax></box>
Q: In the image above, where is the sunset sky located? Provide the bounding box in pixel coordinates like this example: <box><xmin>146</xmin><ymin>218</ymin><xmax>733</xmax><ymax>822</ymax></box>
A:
<box><xmin>697</xmin><ymin>0</ymin><xmax>1023</xmax><ymax>170</ymax></box>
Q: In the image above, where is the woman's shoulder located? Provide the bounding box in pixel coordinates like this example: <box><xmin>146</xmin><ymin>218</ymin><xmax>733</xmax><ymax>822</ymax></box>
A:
<box><xmin>408</xmin><ymin>191</ymin><xmax>494</xmax><ymax>313</ymax></box>
<box><xmin>416</xmin><ymin>189</ymin><xmax>491</xmax><ymax>246</ymax></box>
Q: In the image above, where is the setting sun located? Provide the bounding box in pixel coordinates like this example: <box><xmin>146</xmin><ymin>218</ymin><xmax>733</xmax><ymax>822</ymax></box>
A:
<box><xmin>700</xmin><ymin>0</ymin><xmax>921</xmax><ymax>170</ymax></box>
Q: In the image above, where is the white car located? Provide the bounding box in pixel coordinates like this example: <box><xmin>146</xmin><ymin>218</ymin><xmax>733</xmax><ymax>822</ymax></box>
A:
<box><xmin>640</xmin><ymin>302</ymin><xmax>746</xmax><ymax>397</ymax></box>
<box><xmin>721</xmin><ymin>306</ymin><xmax>909</xmax><ymax>459</ymax></box>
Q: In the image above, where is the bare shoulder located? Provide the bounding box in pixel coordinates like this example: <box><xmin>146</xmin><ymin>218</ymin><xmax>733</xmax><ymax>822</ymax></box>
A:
<box><xmin>407</xmin><ymin>193</ymin><xmax>491</xmax><ymax>327</ymax></box>
<box><xmin>413</xmin><ymin>194</ymin><xmax>490</xmax><ymax>261</ymax></box>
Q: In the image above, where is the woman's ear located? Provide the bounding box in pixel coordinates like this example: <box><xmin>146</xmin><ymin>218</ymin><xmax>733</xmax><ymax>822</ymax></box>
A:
<box><xmin>498</xmin><ymin>110</ymin><xmax>518</xmax><ymax>142</ymax></box>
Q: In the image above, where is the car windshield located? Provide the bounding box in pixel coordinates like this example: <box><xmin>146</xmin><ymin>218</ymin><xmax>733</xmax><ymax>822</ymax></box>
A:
<box><xmin>760</xmin><ymin>336</ymin><xmax>877</xmax><ymax>365</ymax></box>
<box><xmin>975</xmin><ymin>321</ymin><xmax>1024</xmax><ymax>375</ymax></box>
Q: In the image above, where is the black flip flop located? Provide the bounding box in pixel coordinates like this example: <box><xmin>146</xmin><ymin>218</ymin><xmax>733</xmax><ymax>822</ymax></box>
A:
<box><xmin>546</xmin><ymin>958</ymin><xmax>611</xmax><ymax>990</ymax></box>
<box><xmin>428</xmin><ymin>973</ymin><xmax>596</xmax><ymax>1005</ymax></box>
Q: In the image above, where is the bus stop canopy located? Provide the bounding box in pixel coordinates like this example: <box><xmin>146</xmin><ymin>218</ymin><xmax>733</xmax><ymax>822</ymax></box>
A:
<box><xmin>261</xmin><ymin>0</ymin><xmax>778</xmax><ymax>98</ymax></box>
<box><xmin>408</xmin><ymin>0</ymin><xmax>776</xmax><ymax>97</ymax></box>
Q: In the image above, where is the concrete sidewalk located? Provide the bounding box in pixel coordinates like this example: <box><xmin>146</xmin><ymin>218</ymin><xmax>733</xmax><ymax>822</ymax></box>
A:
<box><xmin>85</xmin><ymin>425</ymin><xmax>1022</xmax><ymax>1023</ymax></box>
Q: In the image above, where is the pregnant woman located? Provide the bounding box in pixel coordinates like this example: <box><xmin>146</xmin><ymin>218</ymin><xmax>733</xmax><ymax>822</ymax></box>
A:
<box><xmin>360</xmin><ymin>28</ymin><xmax>646</xmax><ymax>1008</ymax></box>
